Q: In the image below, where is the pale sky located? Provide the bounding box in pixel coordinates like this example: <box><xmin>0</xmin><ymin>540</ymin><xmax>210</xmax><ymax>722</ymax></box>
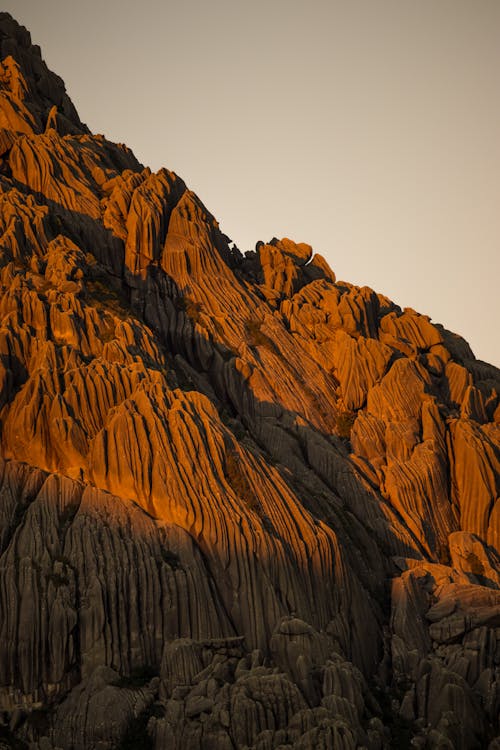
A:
<box><xmin>4</xmin><ymin>1</ymin><xmax>500</xmax><ymax>366</ymax></box>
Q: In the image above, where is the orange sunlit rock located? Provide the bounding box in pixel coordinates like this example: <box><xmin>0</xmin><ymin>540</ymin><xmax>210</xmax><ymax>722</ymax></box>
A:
<box><xmin>0</xmin><ymin>11</ymin><xmax>499</xmax><ymax>750</ymax></box>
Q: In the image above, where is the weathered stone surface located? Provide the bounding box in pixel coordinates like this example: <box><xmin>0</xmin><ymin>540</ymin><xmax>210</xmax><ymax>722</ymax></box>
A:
<box><xmin>0</xmin><ymin>11</ymin><xmax>499</xmax><ymax>749</ymax></box>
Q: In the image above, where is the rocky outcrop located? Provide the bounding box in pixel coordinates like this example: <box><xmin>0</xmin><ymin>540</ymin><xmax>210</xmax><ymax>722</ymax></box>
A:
<box><xmin>0</xmin><ymin>13</ymin><xmax>499</xmax><ymax>749</ymax></box>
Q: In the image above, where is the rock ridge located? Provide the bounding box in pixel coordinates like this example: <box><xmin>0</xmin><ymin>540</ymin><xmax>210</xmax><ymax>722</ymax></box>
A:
<box><xmin>0</xmin><ymin>13</ymin><xmax>499</xmax><ymax>750</ymax></box>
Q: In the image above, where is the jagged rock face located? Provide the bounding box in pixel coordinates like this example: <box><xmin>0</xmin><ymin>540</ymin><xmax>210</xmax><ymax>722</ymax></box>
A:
<box><xmin>0</xmin><ymin>12</ymin><xmax>499</xmax><ymax>750</ymax></box>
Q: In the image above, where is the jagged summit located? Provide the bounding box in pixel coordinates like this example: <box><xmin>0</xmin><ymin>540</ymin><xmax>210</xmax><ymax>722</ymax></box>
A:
<box><xmin>0</xmin><ymin>12</ymin><xmax>87</xmax><ymax>136</ymax></box>
<box><xmin>0</xmin><ymin>13</ymin><xmax>499</xmax><ymax>750</ymax></box>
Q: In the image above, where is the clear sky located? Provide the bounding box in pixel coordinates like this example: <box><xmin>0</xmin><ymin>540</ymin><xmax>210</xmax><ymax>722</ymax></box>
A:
<box><xmin>4</xmin><ymin>1</ymin><xmax>500</xmax><ymax>366</ymax></box>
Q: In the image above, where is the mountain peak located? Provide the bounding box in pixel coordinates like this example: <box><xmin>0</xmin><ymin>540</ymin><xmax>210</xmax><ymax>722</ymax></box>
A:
<box><xmin>0</xmin><ymin>13</ymin><xmax>499</xmax><ymax>750</ymax></box>
<box><xmin>0</xmin><ymin>11</ymin><xmax>86</xmax><ymax>135</ymax></box>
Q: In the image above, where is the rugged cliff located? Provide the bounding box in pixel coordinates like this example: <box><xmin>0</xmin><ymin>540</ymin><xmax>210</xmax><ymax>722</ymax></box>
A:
<box><xmin>0</xmin><ymin>13</ymin><xmax>499</xmax><ymax>750</ymax></box>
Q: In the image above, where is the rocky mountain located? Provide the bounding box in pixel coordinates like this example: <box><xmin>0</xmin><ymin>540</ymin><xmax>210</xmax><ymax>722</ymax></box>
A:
<box><xmin>0</xmin><ymin>12</ymin><xmax>498</xmax><ymax>750</ymax></box>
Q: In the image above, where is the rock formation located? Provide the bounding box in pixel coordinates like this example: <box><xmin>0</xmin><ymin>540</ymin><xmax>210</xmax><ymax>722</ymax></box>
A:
<box><xmin>0</xmin><ymin>12</ymin><xmax>498</xmax><ymax>749</ymax></box>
